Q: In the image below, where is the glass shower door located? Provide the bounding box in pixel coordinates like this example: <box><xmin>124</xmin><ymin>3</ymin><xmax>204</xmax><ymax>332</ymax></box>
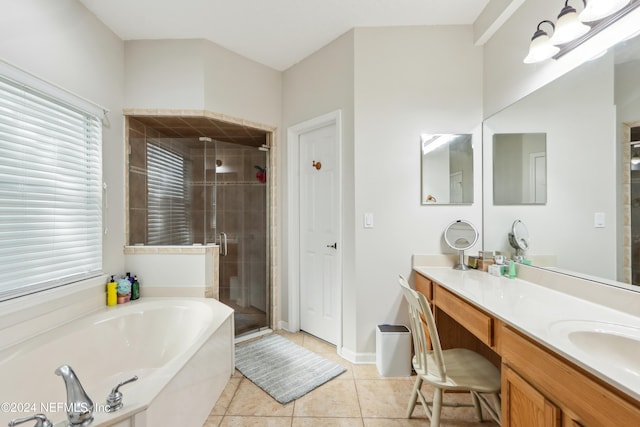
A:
<box><xmin>215</xmin><ymin>140</ymin><xmax>269</xmax><ymax>336</ymax></box>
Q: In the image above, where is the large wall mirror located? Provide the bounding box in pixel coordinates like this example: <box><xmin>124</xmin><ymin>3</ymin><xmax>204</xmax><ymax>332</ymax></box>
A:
<box><xmin>421</xmin><ymin>133</ymin><xmax>473</xmax><ymax>205</ymax></box>
<box><xmin>483</xmin><ymin>31</ymin><xmax>640</xmax><ymax>291</ymax></box>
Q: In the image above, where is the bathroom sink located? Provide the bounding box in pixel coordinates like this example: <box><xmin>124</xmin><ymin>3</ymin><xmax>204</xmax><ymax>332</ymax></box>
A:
<box><xmin>548</xmin><ymin>320</ymin><xmax>640</xmax><ymax>376</ymax></box>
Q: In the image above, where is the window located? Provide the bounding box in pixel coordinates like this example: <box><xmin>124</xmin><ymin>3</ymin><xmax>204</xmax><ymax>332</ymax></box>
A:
<box><xmin>146</xmin><ymin>142</ymin><xmax>192</xmax><ymax>245</ymax></box>
<box><xmin>0</xmin><ymin>72</ymin><xmax>102</xmax><ymax>300</ymax></box>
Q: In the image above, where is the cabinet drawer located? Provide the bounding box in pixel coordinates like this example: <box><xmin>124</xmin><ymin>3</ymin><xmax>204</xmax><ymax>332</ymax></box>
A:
<box><xmin>502</xmin><ymin>325</ymin><xmax>640</xmax><ymax>427</ymax></box>
<box><xmin>434</xmin><ymin>285</ymin><xmax>493</xmax><ymax>346</ymax></box>
<box><xmin>415</xmin><ymin>273</ymin><xmax>433</xmax><ymax>301</ymax></box>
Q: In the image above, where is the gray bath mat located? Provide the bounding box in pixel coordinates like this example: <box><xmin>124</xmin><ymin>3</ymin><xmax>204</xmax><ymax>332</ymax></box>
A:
<box><xmin>235</xmin><ymin>334</ymin><xmax>346</xmax><ymax>404</ymax></box>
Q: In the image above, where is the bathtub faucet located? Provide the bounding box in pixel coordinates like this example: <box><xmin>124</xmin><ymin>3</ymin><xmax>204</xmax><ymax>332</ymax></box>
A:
<box><xmin>54</xmin><ymin>365</ymin><xmax>94</xmax><ymax>427</ymax></box>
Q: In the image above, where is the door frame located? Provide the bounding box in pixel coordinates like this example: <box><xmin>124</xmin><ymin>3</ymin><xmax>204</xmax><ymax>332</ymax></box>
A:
<box><xmin>286</xmin><ymin>110</ymin><xmax>343</xmax><ymax>349</ymax></box>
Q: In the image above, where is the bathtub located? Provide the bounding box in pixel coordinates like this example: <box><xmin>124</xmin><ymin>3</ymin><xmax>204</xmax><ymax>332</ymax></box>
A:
<box><xmin>0</xmin><ymin>297</ymin><xmax>234</xmax><ymax>427</ymax></box>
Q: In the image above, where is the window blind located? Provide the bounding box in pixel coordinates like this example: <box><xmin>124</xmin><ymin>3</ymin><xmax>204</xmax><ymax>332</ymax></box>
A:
<box><xmin>0</xmin><ymin>75</ymin><xmax>102</xmax><ymax>300</ymax></box>
<box><xmin>147</xmin><ymin>142</ymin><xmax>192</xmax><ymax>245</ymax></box>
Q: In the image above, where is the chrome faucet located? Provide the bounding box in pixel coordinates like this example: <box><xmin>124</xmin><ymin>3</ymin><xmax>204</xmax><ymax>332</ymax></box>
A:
<box><xmin>54</xmin><ymin>365</ymin><xmax>94</xmax><ymax>427</ymax></box>
<box><xmin>8</xmin><ymin>414</ymin><xmax>53</xmax><ymax>427</ymax></box>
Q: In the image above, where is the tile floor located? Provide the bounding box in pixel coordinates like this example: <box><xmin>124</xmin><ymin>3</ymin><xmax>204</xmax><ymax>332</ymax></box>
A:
<box><xmin>203</xmin><ymin>331</ymin><xmax>500</xmax><ymax>427</ymax></box>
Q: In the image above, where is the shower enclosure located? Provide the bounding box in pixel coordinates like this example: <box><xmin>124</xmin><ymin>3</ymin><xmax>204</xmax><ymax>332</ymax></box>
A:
<box><xmin>128</xmin><ymin>121</ymin><xmax>270</xmax><ymax>337</ymax></box>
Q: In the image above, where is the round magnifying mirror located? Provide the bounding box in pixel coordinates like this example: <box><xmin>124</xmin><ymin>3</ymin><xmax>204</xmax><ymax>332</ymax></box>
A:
<box><xmin>443</xmin><ymin>220</ymin><xmax>479</xmax><ymax>270</ymax></box>
<box><xmin>508</xmin><ymin>219</ymin><xmax>530</xmax><ymax>257</ymax></box>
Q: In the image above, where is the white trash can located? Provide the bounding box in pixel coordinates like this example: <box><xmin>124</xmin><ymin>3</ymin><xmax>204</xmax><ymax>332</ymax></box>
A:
<box><xmin>376</xmin><ymin>324</ymin><xmax>411</xmax><ymax>377</ymax></box>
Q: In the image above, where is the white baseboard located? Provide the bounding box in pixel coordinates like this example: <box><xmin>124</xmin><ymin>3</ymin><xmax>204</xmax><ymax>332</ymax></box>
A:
<box><xmin>278</xmin><ymin>320</ymin><xmax>291</xmax><ymax>331</ymax></box>
<box><xmin>339</xmin><ymin>347</ymin><xmax>376</xmax><ymax>364</ymax></box>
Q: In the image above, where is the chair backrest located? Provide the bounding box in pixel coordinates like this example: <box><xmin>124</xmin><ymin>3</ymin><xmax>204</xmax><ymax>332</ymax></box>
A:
<box><xmin>398</xmin><ymin>274</ymin><xmax>446</xmax><ymax>380</ymax></box>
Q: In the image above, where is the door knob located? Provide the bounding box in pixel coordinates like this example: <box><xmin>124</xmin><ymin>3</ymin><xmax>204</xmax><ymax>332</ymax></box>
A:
<box><xmin>326</xmin><ymin>242</ymin><xmax>337</xmax><ymax>249</ymax></box>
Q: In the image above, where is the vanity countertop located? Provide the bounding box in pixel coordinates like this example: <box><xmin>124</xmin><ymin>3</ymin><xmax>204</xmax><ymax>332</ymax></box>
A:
<box><xmin>414</xmin><ymin>266</ymin><xmax>640</xmax><ymax>402</ymax></box>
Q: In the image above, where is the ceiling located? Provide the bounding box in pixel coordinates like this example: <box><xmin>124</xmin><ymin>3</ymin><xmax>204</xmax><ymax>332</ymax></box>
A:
<box><xmin>80</xmin><ymin>0</ymin><xmax>490</xmax><ymax>71</ymax></box>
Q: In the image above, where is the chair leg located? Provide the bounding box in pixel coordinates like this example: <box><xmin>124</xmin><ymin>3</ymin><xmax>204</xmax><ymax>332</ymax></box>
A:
<box><xmin>406</xmin><ymin>376</ymin><xmax>423</xmax><ymax>418</ymax></box>
<box><xmin>430</xmin><ymin>388</ymin><xmax>443</xmax><ymax>427</ymax></box>
<box><xmin>470</xmin><ymin>391</ymin><xmax>483</xmax><ymax>422</ymax></box>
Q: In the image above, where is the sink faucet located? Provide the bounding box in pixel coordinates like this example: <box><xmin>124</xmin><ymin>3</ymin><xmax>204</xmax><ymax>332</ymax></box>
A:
<box><xmin>54</xmin><ymin>365</ymin><xmax>94</xmax><ymax>427</ymax></box>
<box><xmin>8</xmin><ymin>414</ymin><xmax>53</xmax><ymax>427</ymax></box>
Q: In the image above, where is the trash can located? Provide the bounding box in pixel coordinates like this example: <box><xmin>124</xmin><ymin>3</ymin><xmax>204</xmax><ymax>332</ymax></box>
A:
<box><xmin>376</xmin><ymin>324</ymin><xmax>411</xmax><ymax>377</ymax></box>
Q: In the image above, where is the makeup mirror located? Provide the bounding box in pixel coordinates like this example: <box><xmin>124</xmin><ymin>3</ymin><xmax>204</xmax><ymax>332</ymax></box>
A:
<box><xmin>508</xmin><ymin>220</ymin><xmax>530</xmax><ymax>257</ymax></box>
<box><xmin>444</xmin><ymin>220</ymin><xmax>479</xmax><ymax>270</ymax></box>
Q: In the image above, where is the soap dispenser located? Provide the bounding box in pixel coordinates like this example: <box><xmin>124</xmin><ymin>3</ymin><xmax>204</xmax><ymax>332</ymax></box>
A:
<box><xmin>508</xmin><ymin>260</ymin><xmax>516</xmax><ymax>279</ymax></box>
<box><xmin>106</xmin><ymin>275</ymin><xmax>117</xmax><ymax>306</ymax></box>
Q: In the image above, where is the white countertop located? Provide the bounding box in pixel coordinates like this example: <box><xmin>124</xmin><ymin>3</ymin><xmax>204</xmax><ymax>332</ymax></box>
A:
<box><xmin>414</xmin><ymin>266</ymin><xmax>640</xmax><ymax>402</ymax></box>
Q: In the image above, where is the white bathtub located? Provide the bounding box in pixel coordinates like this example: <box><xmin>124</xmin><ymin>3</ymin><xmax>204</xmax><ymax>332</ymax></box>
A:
<box><xmin>0</xmin><ymin>298</ymin><xmax>234</xmax><ymax>427</ymax></box>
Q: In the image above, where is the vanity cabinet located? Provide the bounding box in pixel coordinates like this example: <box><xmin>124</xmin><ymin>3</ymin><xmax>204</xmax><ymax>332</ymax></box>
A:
<box><xmin>501</xmin><ymin>324</ymin><xmax>640</xmax><ymax>427</ymax></box>
<box><xmin>414</xmin><ymin>271</ymin><xmax>640</xmax><ymax>427</ymax></box>
<box><xmin>502</xmin><ymin>364</ymin><xmax>561</xmax><ymax>427</ymax></box>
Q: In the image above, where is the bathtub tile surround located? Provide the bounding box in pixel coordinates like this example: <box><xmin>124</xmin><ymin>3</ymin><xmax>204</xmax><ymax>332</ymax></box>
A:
<box><xmin>202</xmin><ymin>331</ymin><xmax>498</xmax><ymax>427</ymax></box>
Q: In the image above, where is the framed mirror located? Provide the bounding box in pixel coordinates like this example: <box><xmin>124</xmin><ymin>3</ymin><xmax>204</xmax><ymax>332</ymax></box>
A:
<box><xmin>493</xmin><ymin>133</ymin><xmax>547</xmax><ymax>205</ymax></box>
<box><xmin>421</xmin><ymin>133</ymin><xmax>473</xmax><ymax>205</ymax></box>
<box><xmin>444</xmin><ymin>220</ymin><xmax>479</xmax><ymax>270</ymax></box>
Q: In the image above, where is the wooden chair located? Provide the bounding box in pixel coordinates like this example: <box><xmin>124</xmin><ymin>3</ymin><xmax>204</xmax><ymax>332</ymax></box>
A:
<box><xmin>398</xmin><ymin>274</ymin><xmax>501</xmax><ymax>426</ymax></box>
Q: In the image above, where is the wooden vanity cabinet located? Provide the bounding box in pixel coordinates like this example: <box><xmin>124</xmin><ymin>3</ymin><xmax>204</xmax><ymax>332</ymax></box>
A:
<box><xmin>414</xmin><ymin>272</ymin><xmax>640</xmax><ymax>426</ymax></box>
<box><xmin>414</xmin><ymin>273</ymin><xmax>433</xmax><ymax>301</ymax></box>
<box><xmin>501</xmin><ymin>324</ymin><xmax>640</xmax><ymax>427</ymax></box>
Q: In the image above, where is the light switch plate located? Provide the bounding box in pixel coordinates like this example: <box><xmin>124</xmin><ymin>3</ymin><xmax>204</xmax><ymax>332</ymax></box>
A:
<box><xmin>594</xmin><ymin>212</ymin><xmax>605</xmax><ymax>228</ymax></box>
<box><xmin>364</xmin><ymin>212</ymin><xmax>374</xmax><ymax>228</ymax></box>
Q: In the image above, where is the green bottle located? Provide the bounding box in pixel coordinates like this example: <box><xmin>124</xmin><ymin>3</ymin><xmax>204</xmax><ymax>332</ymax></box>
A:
<box><xmin>131</xmin><ymin>276</ymin><xmax>140</xmax><ymax>300</ymax></box>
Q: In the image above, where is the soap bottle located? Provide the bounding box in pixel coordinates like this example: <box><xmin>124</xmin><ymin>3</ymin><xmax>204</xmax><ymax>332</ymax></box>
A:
<box><xmin>508</xmin><ymin>260</ymin><xmax>516</xmax><ymax>279</ymax></box>
<box><xmin>106</xmin><ymin>275</ymin><xmax>117</xmax><ymax>306</ymax></box>
<box><xmin>126</xmin><ymin>272</ymin><xmax>135</xmax><ymax>285</ymax></box>
<box><xmin>131</xmin><ymin>276</ymin><xmax>140</xmax><ymax>300</ymax></box>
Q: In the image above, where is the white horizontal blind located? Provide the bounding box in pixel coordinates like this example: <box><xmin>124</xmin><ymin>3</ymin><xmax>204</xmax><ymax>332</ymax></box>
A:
<box><xmin>147</xmin><ymin>142</ymin><xmax>192</xmax><ymax>245</ymax></box>
<box><xmin>0</xmin><ymin>75</ymin><xmax>102</xmax><ymax>300</ymax></box>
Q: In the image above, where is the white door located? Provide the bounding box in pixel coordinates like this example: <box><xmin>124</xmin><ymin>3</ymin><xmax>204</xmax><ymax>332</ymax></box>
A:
<box><xmin>529</xmin><ymin>152</ymin><xmax>547</xmax><ymax>203</ymax></box>
<box><xmin>299</xmin><ymin>123</ymin><xmax>339</xmax><ymax>344</ymax></box>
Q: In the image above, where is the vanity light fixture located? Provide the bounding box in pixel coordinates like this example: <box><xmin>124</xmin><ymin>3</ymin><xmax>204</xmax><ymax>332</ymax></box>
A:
<box><xmin>580</xmin><ymin>0</ymin><xmax>630</xmax><ymax>22</ymax></box>
<box><xmin>549</xmin><ymin>0</ymin><xmax>591</xmax><ymax>46</ymax></box>
<box><xmin>524</xmin><ymin>20</ymin><xmax>560</xmax><ymax>63</ymax></box>
<box><xmin>524</xmin><ymin>0</ymin><xmax>640</xmax><ymax>64</ymax></box>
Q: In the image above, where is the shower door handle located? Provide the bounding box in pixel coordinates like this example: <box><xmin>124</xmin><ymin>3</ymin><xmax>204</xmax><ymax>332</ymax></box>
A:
<box><xmin>219</xmin><ymin>232</ymin><xmax>228</xmax><ymax>256</ymax></box>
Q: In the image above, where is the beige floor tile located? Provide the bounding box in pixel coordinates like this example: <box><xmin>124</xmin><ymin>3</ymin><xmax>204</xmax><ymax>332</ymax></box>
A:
<box><xmin>363</xmin><ymin>419</ymin><xmax>428</xmax><ymax>427</ymax></box>
<box><xmin>293</xmin><ymin>379</ymin><xmax>361</xmax><ymax>418</ymax></box>
<box><xmin>292</xmin><ymin>417</ymin><xmax>364</xmax><ymax>427</ymax></box>
<box><xmin>356</xmin><ymin>379</ymin><xmax>414</xmax><ymax>418</ymax></box>
<box><xmin>209</xmin><ymin>376</ymin><xmax>242</xmax><ymax>415</ymax></box>
<box><xmin>318</xmin><ymin>350</ymin><xmax>354</xmax><ymax>378</ymax></box>
<box><xmin>226</xmin><ymin>378</ymin><xmax>294</xmax><ymax>417</ymax></box>
<box><xmin>275</xmin><ymin>329</ymin><xmax>304</xmax><ymax>346</ymax></box>
<box><xmin>202</xmin><ymin>415</ymin><xmax>223</xmax><ymax>427</ymax></box>
<box><xmin>219</xmin><ymin>416</ymin><xmax>292</xmax><ymax>427</ymax></box>
<box><xmin>301</xmin><ymin>332</ymin><xmax>336</xmax><ymax>353</ymax></box>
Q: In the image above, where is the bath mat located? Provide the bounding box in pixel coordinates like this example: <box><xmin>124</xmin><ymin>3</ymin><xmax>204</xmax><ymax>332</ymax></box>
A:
<box><xmin>235</xmin><ymin>334</ymin><xmax>346</xmax><ymax>404</ymax></box>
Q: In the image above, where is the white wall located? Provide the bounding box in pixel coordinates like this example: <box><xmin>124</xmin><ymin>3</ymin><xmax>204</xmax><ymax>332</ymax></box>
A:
<box><xmin>283</xmin><ymin>26</ymin><xmax>482</xmax><ymax>359</ymax></box>
<box><xmin>281</xmin><ymin>30</ymin><xmax>356</xmax><ymax>350</ymax></box>
<box><xmin>352</xmin><ymin>26</ymin><xmax>483</xmax><ymax>357</ymax></box>
<box><xmin>125</xmin><ymin>39</ymin><xmax>282</xmax><ymax>127</ymax></box>
<box><xmin>0</xmin><ymin>0</ymin><xmax>125</xmax><ymax>276</ymax></box>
